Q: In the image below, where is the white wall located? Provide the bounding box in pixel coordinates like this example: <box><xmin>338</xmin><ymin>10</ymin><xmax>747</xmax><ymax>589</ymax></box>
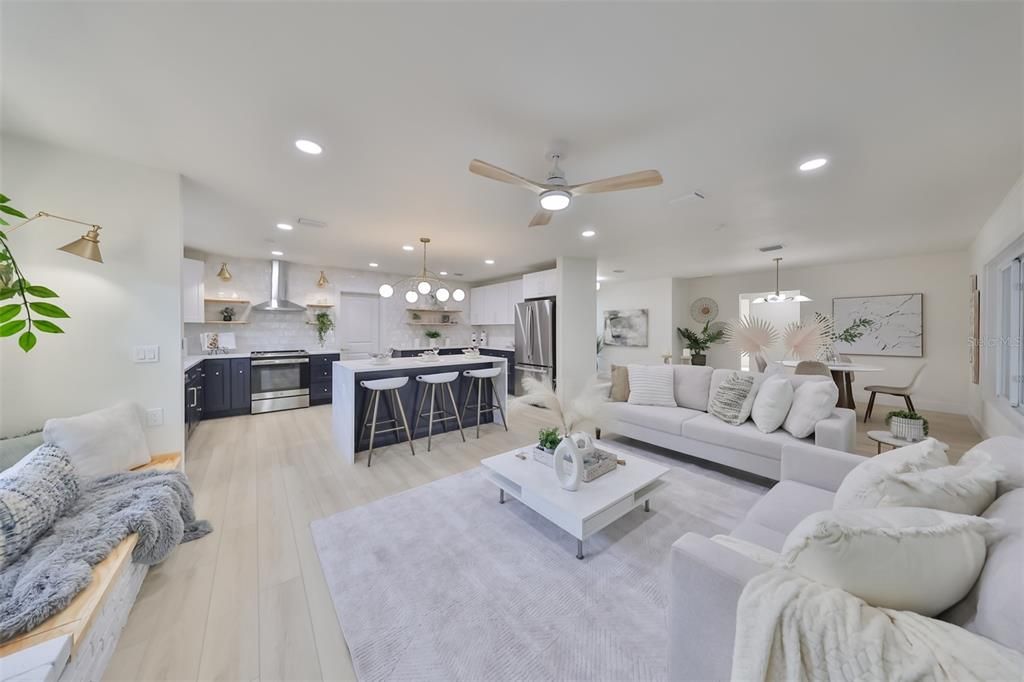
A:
<box><xmin>556</xmin><ymin>257</ymin><xmax>597</xmax><ymax>403</ymax></box>
<box><xmin>596</xmin><ymin>277</ymin><xmax>674</xmax><ymax>371</ymax></box>
<box><xmin>0</xmin><ymin>135</ymin><xmax>184</xmax><ymax>453</ymax></box>
<box><xmin>969</xmin><ymin>176</ymin><xmax>1024</xmax><ymax>438</ymax></box>
<box><xmin>685</xmin><ymin>251</ymin><xmax>969</xmax><ymax>414</ymax></box>
<box><xmin>184</xmin><ymin>252</ymin><xmax>478</xmax><ymax>354</ymax></box>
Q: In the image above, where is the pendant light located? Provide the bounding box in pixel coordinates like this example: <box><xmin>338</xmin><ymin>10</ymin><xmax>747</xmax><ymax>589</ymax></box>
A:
<box><xmin>752</xmin><ymin>257</ymin><xmax>811</xmax><ymax>304</ymax></box>
<box><xmin>377</xmin><ymin>237</ymin><xmax>465</xmax><ymax>303</ymax></box>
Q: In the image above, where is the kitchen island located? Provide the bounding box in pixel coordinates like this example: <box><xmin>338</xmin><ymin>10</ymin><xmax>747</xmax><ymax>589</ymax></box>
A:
<box><xmin>332</xmin><ymin>355</ymin><xmax>509</xmax><ymax>464</ymax></box>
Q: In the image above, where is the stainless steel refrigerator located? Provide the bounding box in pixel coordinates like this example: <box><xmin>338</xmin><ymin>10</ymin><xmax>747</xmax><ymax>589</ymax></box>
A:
<box><xmin>514</xmin><ymin>298</ymin><xmax>555</xmax><ymax>395</ymax></box>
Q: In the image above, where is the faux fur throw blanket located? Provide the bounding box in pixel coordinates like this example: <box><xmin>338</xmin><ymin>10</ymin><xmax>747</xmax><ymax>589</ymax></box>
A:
<box><xmin>0</xmin><ymin>469</ymin><xmax>211</xmax><ymax>641</ymax></box>
<box><xmin>733</xmin><ymin>569</ymin><xmax>1024</xmax><ymax>682</ymax></box>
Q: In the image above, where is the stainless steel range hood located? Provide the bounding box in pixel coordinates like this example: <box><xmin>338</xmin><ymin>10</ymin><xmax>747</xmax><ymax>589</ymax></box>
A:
<box><xmin>253</xmin><ymin>260</ymin><xmax>306</xmax><ymax>311</ymax></box>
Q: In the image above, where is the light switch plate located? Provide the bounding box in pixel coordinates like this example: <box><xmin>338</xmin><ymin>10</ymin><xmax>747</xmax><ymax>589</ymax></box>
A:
<box><xmin>133</xmin><ymin>345</ymin><xmax>160</xmax><ymax>363</ymax></box>
<box><xmin>145</xmin><ymin>408</ymin><xmax>164</xmax><ymax>427</ymax></box>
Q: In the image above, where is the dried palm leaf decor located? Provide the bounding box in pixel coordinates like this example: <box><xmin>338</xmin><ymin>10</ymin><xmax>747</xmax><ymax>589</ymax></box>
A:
<box><xmin>782</xmin><ymin>317</ymin><xmax>832</xmax><ymax>360</ymax></box>
<box><xmin>723</xmin><ymin>316</ymin><xmax>779</xmax><ymax>359</ymax></box>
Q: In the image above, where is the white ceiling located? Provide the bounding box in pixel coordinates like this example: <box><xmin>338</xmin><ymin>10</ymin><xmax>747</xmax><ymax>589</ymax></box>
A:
<box><xmin>3</xmin><ymin>1</ymin><xmax>1021</xmax><ymax>284</ymax></box>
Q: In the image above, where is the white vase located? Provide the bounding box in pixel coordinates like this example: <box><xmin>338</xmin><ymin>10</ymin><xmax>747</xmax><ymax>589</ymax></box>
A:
<box><xmin>554</xmin><ymin>432</ymin><xmax>593</xmax><ymax>491</ymax></box>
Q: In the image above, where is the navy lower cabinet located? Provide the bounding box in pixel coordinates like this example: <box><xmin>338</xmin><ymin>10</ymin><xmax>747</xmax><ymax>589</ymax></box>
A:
<box><xmin>201</xmin><ymin>358</ymin><xmax>252</xmax><ymax>419</ymax></box>
<box><xmin>310</xmin><ymin>353</ymin><xmax>340</xmax><ymax>405</ymax></box>
<box><xmin>230</xmin><ymin>358</ymin><xmax>251</xmax><ymax>412</ymax></box>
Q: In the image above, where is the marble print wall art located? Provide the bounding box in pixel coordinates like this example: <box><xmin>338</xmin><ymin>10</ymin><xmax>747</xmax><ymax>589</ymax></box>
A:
<box><xmin>832</xmin><ymin>294</ymin><xmax>923</xmax><ymax>357</ymax></box>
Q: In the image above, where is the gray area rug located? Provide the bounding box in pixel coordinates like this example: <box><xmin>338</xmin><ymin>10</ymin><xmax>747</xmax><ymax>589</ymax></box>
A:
<box><xmin>311</xmin><ymin>441</ymin><xmax>767</xmax><ymax>681</ymax></box>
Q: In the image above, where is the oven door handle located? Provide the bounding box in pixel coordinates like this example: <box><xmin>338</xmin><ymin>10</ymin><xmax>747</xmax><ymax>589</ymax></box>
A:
<box><xmin>251</xmin><ymin>358</ymin><xmax>309</xmax><ymax>366</ymax></box>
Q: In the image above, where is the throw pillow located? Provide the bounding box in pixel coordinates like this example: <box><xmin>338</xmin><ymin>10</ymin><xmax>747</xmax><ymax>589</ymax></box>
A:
<box><xmin>833</xmin><ymin>438</ymin><xmax>951</xmax><ymax>510</ymax></box>
<box><xmin>782</xmin><ymin>379</ymin><xmax>839</xmax><ymax>439</ymax></box>
<box><xmin>0</xmin><ymin>444</ymin><xmax>80</xmax><ymax>569</ymax></box>
<box><xmin>609</xmin><ymin>365</ymin><xmax>630</xmax><ymax>402</ymax></box>
<box><xmin>708</xmin><ymin>373</ymin><xmax>757</xmax><ymax>426</ymax></box>
<box><xmin>781</xmin><ymin>506</ymin><xmax>994</xmax><ymax>616</ymax></box>
<box><xmin>671</xmin><ymin>365</ymin><xmax>715</xmax><ymax>411</ymax></box>
<box><xmin>626</xmin><ymin>365</ymin><xmax>678</xmax><ymax>407</ymax></box>
<box><xmin>751</xmin><ymin>376</ymin><xmax>793</xmax><ymax>433</ymax></box>
<box><xmin>44</xmin><ymin>402</ymin><xmax>151</xmax><ymax>478</ymax></box>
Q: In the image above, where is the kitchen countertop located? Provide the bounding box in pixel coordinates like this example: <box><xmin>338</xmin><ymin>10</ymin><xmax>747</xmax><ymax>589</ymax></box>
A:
<box><xmin>337</xmin><ymin>354</ymin><xmax>507</xmax><ymax>373</ymax></box>
<box><xmin>389</xmin><ymin>345</ymin><xmax>514</xmax><ymax>353</ymax></box>
<box><xmin>183</xmin><ymin>348</ymin><xmax>342</xmax><ymax>372</ymax></box>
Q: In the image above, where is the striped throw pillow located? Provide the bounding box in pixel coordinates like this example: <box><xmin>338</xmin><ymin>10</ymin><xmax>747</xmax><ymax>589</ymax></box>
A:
<box><xmin>626</xmin><ymin>365</ymin><xmax>678</xmax><ymax>407</ymax></box>
<box><xmin>709</xmin><ymin>373</ymin><xmax>757</xmax><ymax>425</ymax></box>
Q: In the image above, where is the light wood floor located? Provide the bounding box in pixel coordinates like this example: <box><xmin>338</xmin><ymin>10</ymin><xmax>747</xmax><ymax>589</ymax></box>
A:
<box><xmin>104</xmin><ymin>400</ymin><xmax>979</xmax><ymax>681</ymax></box>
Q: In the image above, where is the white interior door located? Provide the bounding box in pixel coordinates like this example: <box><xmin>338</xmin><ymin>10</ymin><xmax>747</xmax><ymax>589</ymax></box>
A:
<box><xmin>337</xmin><ymin>292</ymin><xmax>380</xmax><ymax>358</ymax></box>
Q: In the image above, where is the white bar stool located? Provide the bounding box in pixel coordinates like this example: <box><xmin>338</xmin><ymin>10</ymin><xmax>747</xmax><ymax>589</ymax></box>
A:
<box><xmin>461</xmin><ymin>367</ymin><xmax>507</xmax><ymax>438</ymax></box>
<box><xmin>413</xmin><ymin>372</ymin><xmax>465</xmax><ymax>451</ymax></box>
<box><xmin>358</xmin><ymin>376</ymin><xmax>415</xmax><ymax>467</ymax></box>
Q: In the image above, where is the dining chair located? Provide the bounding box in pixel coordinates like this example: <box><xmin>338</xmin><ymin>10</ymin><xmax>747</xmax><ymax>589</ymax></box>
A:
<box><xmin>794</xmin><ymin>360</ymin><xmax>830</xmax><ymax>376</ymax></box>
<box><xmin>863</xmin><ymin>363</ymin><xmax>927</xmax><ymax>422</ymax></box>
<box><xmin>754</xmin><ymin>354</ymin><xmax>768</xmax><ymax>373</ymax></box>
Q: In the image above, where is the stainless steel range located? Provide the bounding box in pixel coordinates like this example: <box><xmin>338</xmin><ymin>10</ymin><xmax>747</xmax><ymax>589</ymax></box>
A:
<box><xmin>250</xmin><ymin>350</ymin><xmax>310</xmax><ymax>414</ymax></box>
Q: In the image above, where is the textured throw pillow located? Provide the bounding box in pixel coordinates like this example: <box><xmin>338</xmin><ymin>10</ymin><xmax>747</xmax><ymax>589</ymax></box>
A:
<box><xmin>709</xmin><ymin>373</ymin><xmax>757</xmax><ymax>426</ymax></box>
<box><xmin>44</xmin><ymin>403</ymin><xmax>150</xmax><ymax>478</ymax></box>
<box><xmin>782</xmin><ymin>379</ymin><xmax>839</xmax><ymax>439</ymax></box>
<box><xmin>833</xmin><ymin>438</ymin><xmax>950</xmax><ymax>510</ymax></box>
<box><xmin>751</xmin><ymin>376</ymin><xmax>793</xmax><ymax>433</ymax></box>
<box><xmin>627</xmin><ymin>365</ymin><xmax>677</xmax><ymax>407</ymax></box>
<box><xmin>0</xmin><ymin>444</ymin><xmax>80</xmax><ymax>569</ymax></box>
<box><xmin>782</xmin><ymin>506</ymin><xmax>994</xmax><ymax>616</ymax></box>
<box><xmin>609</xmin><ymin>365</ymin><xmax>630</xmax><ymax>402</ymax></box>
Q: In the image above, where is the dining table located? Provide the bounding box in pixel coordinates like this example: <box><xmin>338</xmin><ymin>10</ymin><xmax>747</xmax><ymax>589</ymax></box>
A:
<box><xmin>780</xmin><ymin>360</ymin><xmax>884</xmax><ymax>411</ymax></box>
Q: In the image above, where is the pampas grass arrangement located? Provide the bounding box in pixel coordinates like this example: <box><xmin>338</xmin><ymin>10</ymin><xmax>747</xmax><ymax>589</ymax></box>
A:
<box><xmin>509</xmin><ymin>374</ymin><xmax>609</xmax><ymax>436</ymax></box>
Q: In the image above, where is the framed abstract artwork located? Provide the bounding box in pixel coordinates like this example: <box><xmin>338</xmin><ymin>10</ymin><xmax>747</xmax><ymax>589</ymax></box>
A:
<box><xmin>603</xmin><ymin>309</ymin><xmax>649</xmax><ymax>347</ymax></box>
<box><xmin>832</xmin><ymin>294</ymin><xmax>923</xmax><ymax>357</ymax></box>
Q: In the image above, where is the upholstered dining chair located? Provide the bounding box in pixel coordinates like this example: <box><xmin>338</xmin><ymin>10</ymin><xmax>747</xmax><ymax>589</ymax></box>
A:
<box><xmin>863</xmin><ymin>363</ymin><xmax>927</xmax><ymax>422</ymax></box>
<box><xmin>754</xmin><ymin>354</ymin><xmax>768</xmax><ymax>373</ymax></box>
<box><xmin>794</xmin><ymin>360</ymin><xmax>830</xmax><ymax>376</ymax></box>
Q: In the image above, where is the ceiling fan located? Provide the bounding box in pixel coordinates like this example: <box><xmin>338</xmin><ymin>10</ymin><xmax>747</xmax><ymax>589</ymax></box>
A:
<box><xmin>468</xmin><ymin>153</ymin><xmax>663</xmax><ymax>227</ymax></box>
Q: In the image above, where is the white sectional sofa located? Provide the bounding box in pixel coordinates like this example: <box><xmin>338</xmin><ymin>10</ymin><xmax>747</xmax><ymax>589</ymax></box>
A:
<box><xmin>602</xmin><ymin>366</ymin><xmax>856</xmax><ymax>480</ymax></box>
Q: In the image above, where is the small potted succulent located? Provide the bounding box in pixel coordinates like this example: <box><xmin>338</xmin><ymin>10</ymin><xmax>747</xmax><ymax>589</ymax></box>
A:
<box><xmin>886</xmin><ymin>409</ymin><xmax>929</xmax><ymax>442</ymax></box>
<box><xmin>677</xmin><ymin>321</ymin><xmax>725</xmax><ymax>366</ymax></box>
<box><xmin>220</xmin><ymin>306</ymin><xmax>235</xmax><ymax>322</ymax></box>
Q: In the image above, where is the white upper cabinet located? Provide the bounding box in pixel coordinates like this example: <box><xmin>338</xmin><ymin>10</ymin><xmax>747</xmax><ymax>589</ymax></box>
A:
<box><xmin>469</xmin><ymin>280</ymin><xmax>519</xmax><ymax>326</ymax></box>
<box><xmin>182</xmin><ymin>258</ymin><xmax>206</xmax><ymax>324</ymax></box>
<box><xmin>522</xmin><ymin>268</ymin><xmax>557</xmax><ymax>299</ymax></box>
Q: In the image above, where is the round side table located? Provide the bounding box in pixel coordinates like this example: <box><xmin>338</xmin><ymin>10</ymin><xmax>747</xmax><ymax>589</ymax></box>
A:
<box><xmin>866</xmin><ymin>430</ymin><xmax>946</xmax><ymax>454</ymax></box>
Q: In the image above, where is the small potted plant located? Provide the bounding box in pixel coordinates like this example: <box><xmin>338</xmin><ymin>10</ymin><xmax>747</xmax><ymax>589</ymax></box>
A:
<box><xmin>424</xmin><ymin>329</ymin><xmax>441</xmax><ymax>347</ymax></box>
<box><xmin>314</xmin><ymin>311</ymin><xmax>335</xmax><ymax>348</ymax></box>
<box><xmin>676</xmin><ymin>321</ymin><xmax>725</xmax><ymax>366</ymax></box>
<box><xmin>220</xmin><ymin>306</ymin><xmax>235</xmax><ymax>322</ymax></box>
<box><xmin>886</xmin><ymin>409</ymin><xmax>929</xmax><ymax>442</ymax></box>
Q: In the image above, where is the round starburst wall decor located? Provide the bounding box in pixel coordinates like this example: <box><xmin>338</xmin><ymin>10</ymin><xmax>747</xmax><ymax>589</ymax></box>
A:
<box><xmin>690</xmin><ymin>297</ymin><xmax>719</xmax><ymax>324</ymax></box>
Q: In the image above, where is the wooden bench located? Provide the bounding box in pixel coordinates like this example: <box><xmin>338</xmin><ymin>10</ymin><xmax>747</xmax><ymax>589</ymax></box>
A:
<box><xmin>0</xmin><ymin>453</ymin><xmax>182</xmax><ymax>680</ymax></box>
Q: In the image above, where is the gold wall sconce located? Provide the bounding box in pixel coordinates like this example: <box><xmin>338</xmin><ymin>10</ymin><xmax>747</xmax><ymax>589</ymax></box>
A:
<box><xmin>217</xmin><ymin>262</ymin><xmax>232</xmax><ymax>281</ymax></box>
<box><xmin>10</xmin><ymin>211</ymin><xmax>105</xmax><ymax>263</ymax></box>
<box><xmin>317</xmin><ymin>270</ymin><xmax>329</xmax><ymax>288</ymax></box>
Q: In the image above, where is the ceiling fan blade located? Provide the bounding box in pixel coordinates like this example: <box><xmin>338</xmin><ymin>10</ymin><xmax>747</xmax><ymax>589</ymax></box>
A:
<box><xmin>528</xmin><ymin>209</ymin><xmax>554</xmax><ymax>228</ymax></box>
<box><xmin>469</xmin><ymin>159</ymin><xmax>546</xmax><ymax>194</ymax></box>
<box><xmin>569</xmin><ymin>169</ymin><xmax>663</xmax><ymax>195</ymax></box>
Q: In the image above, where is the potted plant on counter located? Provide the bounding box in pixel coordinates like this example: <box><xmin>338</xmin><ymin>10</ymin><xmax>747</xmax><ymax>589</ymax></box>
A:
<box><xmin>886</xmin><ymin>410</ymin><xmax>929</xmax><ymax>442</ymax></box>
<box><xmin>677</xmin><ymin>321</ymin><xmax>725</xmax><ymax>366</ymax></box>
<box><xmin>424</xmin><ymin>329</ymin><xmax>441</xmax><ymax>348</ymax></box>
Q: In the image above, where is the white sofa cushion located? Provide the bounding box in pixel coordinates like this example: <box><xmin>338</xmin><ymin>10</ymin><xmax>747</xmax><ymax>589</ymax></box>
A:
<box><xmin>833</xmin><ymin>438</ymin><xmax>950</xmax><ymax>510</ymax></box>
<box><xmin>751</xmin><ymin>376</ymin><xmax>793</xmax><ymax>433</ymax></box>
<box><xmin>604</xmin><ymin>402</ymin><xmax>703</xmax><ymax>436</ymax></box>
<box><xmin>966</xmin><ymin>436</ymin><xmax>1024</xmax><ymax>496</ymax></box>
<box><xmin>782</xmin><ymin>380</ymin><xmax>839</xmax><ymax>439</ymax></box>
<box><xmin>744</xmin><ymin>480</ymin><xmax>835</xmax><ymax>536</ymax></box>
<box><xmin>730</xmin><ymin>520</ymin><xmax>789</xmax><ymax>553</ymax></box>
<box><xmin>43</xmin><ymin>403</ymin><xmax>150</xmax><ymax>478</ymax></box>
<box><xmin>626</xmin><ymin>365</ymin><xmax>677</xmax><ymax>407</ymax></box>
<box><xmin>782</xmin><ymin>506</ymin><xmax>994</xmax><ymax>617</ymax></box>
<box><xmin>672</xmin><ymin>365</ymin><xmax>714</xmax><ymax>411</ymax></box>
<box><xmin>682</xmin><ymin>414</ymin><xmax>811</xmax><ymax>460</ymax></box>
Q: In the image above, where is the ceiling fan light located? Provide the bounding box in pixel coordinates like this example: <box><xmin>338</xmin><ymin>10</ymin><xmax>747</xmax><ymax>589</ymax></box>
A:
<box><xmin>378</xmin><ymin>284</ymin><xmax>394</xmax><ymax>298</ymax></box>
<box><xmin>452</xmin><ymin>288</ymin><xmax>466</xmax><ymax>302</ymax></box>
<box><xmin>436</xmin><ymin>288</ymin><xmax>450</xmax><ymax>302</ymax></box>
<box><xmin>417</xmin><ymin>280</ymin><xmax>432</xmax><ymax>295</ymax></box>
<box><xmin>539</xmin><ymin>189</ymin><xmax>571</xmax><ymax>211</ymax></box>
<box><xmin>405</xmin><ymin>290</ymin><xmax>419</xmax><ymax>304</ymax></box>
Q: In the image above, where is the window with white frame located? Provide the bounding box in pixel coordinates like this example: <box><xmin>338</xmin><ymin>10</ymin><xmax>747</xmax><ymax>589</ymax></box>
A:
<box><xmin>996</xmin><ymin>255</ymin><xmax>1023</xmax><ymax>412</ymax></box>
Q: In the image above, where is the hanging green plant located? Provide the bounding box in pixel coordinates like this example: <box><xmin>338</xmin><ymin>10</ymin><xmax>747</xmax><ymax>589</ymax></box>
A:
<box><xmin>0</xmin><ymin>195</ymin><xmax>69</xmax><ymax>352</ymax></box>
<box><xmin>314</xmin><ymin>311</ymin><xmax>335</xmax><ymax>348</ymax></box>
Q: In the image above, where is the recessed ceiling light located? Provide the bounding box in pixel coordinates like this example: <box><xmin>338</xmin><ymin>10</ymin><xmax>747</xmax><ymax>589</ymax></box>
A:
<box><xmin>271</xmin><ymin>250</ymin><xmax>284</xmax><ymax>256</ymax></box>
<box><xmin>484</xmin><ymin>259</ymin><xmax>495</xmax><ymax>265</ymax></box>
<box><xmin>581</xmin><ymin>229</ymin><xmax>596</xmax><ymax>238</ymax></box>
<box><xmin>295</xmin><ymin>139</ymin><xmax>322</xmax><ymax>155</ymax></box>
<box><xmin>402</xmin><ymin>245</ymin><xmax>415</xmax><ymax>252</ymax></box>
<box><xmin>276</xmin><ymin>223</ymin><xmax>293</xmax><ymax>231</ymax></box>
<box><xmin>799</xmin><ymin>157</ymin><xmax>828</xmax><ymax>172</ymax></box>
<box><xmin>368</xmin><ymin>262</ymin><xmax>379</xmax><ymax>268</ymax></box>
<box><xmin>439</xmin><ymin>271</ymin><xmax>448</xmax><ymax>276</ymax></box>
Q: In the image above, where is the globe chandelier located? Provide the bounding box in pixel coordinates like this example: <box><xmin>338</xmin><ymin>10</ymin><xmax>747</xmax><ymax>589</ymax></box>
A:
<box><xmin>378</xmin><ymin>237</ymin><xmax>465</xmax><ymax>304</ymax></box>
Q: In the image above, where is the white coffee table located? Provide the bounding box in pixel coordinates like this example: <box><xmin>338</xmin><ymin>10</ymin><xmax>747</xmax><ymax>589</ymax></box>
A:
<box><xmin>481</xmin><ymin>442</ymin><xmax>670</xmax><ymax>559</ymax></box>
<box><xmin>867</xmin><ymin>430</ymin><xmax>947</xmax><ymax>454</ymax></box>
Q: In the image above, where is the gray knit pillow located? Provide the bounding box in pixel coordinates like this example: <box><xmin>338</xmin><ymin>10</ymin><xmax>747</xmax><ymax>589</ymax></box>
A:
<box><xmin>0</xmin><ymin>444</ymin><xmax>79</xmax><ymax>569</ymax></box>
<box><xmin>709</xmin><ymin>373</ymin><xmax>757</xmax><ymax>426</ymax></box>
